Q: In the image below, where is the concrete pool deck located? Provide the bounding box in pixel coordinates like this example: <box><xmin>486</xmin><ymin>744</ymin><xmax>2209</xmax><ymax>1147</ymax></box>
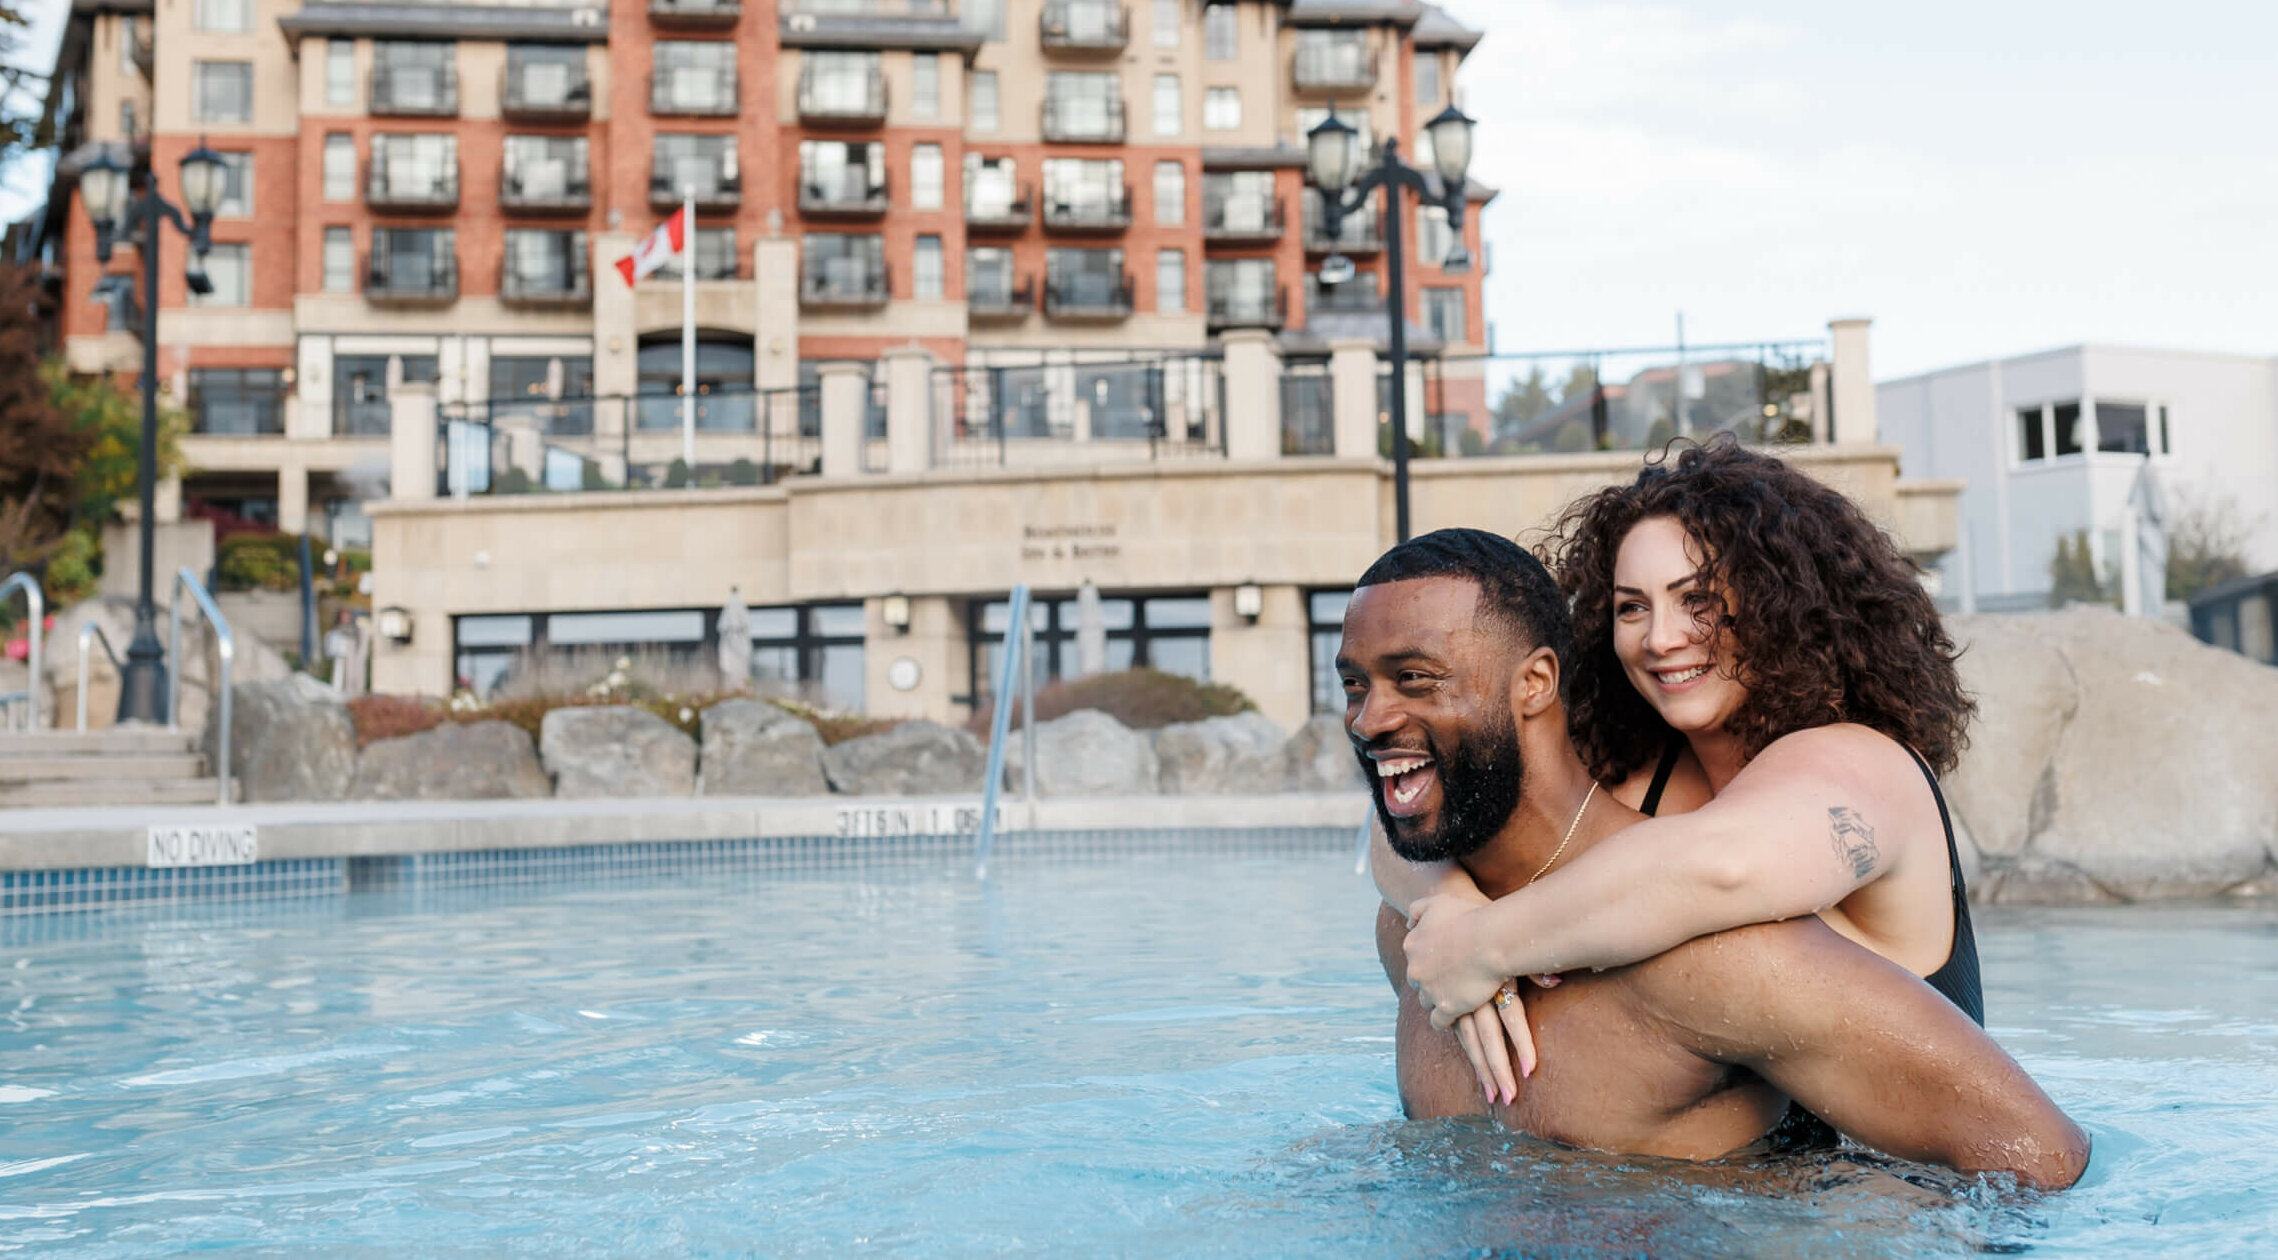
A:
<box><xmin>0</xmin><ymin>793</ymin><xmax>1374</xmax><ymax>873</ymax></box>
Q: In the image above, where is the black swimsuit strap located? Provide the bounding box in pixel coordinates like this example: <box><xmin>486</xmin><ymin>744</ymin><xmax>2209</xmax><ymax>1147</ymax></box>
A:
<box><xmin>1637</xmin><ymin>740</ymin><xmax>1684</xmax><ymax>819</ymax></box>
<box><xmin>1898</xmin><ymin>743</ymin><xmax>1967</xmax><ymax>900</ymax></box>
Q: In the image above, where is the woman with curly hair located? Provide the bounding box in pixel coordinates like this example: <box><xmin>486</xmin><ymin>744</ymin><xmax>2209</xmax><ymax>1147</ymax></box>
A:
<box><xmin>1375</xmin><ymin>436</ymin><xmax>1979</xmax><ymax>1110</ymax></box>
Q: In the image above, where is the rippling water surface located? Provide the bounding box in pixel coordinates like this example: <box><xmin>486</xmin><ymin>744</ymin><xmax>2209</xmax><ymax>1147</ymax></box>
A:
<box><xmin>0</xmin><ymin>849</ymin><xmax>2271</xmax><ymax>1256</ymax></box>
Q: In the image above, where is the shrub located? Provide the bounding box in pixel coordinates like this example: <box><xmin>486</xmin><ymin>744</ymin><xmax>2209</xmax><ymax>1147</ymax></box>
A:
<box><xmin>763</xmin><ymin>695</ymin><xmax>902</xmax><ymax>746</ymax></box>
<box><xmin>346</xmin><ymin>693</ymin><xmax>446</xmax><ymax>747</ymax></box>
<box><xmin>966</xmin><ymin>668</ymin><xmax>1255</xmax><ymax>735</ymax></box>
<box><xmin>216</xmin><ymin>533</ymin><xmax>301</xmax><ymax>591</ymax></box>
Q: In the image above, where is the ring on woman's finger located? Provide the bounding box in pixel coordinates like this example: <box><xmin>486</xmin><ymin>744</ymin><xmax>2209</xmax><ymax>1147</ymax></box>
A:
<box><xmin>1494</xmin><ymin>986</ymin><xmax>1519</xmax><ymax>1010</ymax></box>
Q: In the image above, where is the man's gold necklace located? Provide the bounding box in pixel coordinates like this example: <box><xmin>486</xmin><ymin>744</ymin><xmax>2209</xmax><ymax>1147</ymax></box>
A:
<box><xmin>1526</xmin><ymin>781</ymin><xmax>1598</xmax><ymax>886</ymax></box>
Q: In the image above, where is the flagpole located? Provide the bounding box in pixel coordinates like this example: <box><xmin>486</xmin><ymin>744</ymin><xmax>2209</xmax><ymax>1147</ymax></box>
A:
<box><xmin>681</xmin><ymin>190</ymin><xmax>697</xmax><ymax>474</ymax></box>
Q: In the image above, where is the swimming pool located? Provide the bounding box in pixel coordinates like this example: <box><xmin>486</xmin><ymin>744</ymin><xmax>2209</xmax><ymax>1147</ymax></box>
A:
<box><xmin>0</xmin><ymin>839</ymin><xmax>2270</xmax><ymax>1255</ymax></box>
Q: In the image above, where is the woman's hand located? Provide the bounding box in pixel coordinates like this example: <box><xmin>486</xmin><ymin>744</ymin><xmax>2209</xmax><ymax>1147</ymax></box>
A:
<box><xmin>1450</xmin><ymin>986</ymin><xmax>1542</xmax><ymax>1105</ymax></box>
<box><xmin>1403</xmin><ymin>892</ymin><xmax>1518</xmax><ymax>1030</ymax></box>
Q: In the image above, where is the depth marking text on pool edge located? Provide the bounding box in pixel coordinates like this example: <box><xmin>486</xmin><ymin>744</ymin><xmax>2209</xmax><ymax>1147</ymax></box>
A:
<box><xmin>834</xmin><ymin>805</ymin><xmax>1001</xmax><ymax>838</ymax></box>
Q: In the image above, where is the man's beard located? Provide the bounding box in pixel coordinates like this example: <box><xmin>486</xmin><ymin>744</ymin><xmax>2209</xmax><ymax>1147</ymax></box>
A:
<box><xmin>1367</xmin><ymin>707</ymin><xmax>1527</xmax><ymax>864</ymax></box>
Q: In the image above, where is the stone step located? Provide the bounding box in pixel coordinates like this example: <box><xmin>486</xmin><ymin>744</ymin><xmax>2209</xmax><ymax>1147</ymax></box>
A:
<box><xmin>0</xmin><ymin>729</ymin><xmax>199</xmax><ymax>758</ymax></box>
<box><xmin>0</xmin><ymin>754</ymin><xmax>207</xmax><ymax>783</ymax></box>
<box><xmin>0</xmin><ymin>778</ymin><xmax>224</xmax><ymax>808</ymax></box>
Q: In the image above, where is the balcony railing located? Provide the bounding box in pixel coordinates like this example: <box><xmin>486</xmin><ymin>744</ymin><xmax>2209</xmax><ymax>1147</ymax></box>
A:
<box><xmin>366</xmin><ymin>159</ymin><xmax>460</xmax><ymax>213</ymax></box>
<box><xmin>1203</xmin><ymin>193</ymin><xmax>1284</xmax><ymax>244</ymax></box>
<box><xmin>649</xmin><ymin>0</ymin><xmax>741</xmax><ymax>28</ymax></box>
<box><xmin>500</xmin><ymin>160</ymin><xmax>592</xmax><ymax>214</ymax></box>
<box><xmin>800</xmin><ymin>264</ymin><xmax>891</xmax><ymax>310</ymax></box>
<box><xmin>966</xmin><ymin>182</ymin><xmax>1033</xmax><ymax>231</ymax></box>
<box><xmin>501</xmin><ymin>260</ymin><xmax>594</xmax><ymax>308</ymax></box>
<box><xmin>649</xmin><ymin>169</ymin><xmax>742</xmax><ymax>211</ymax></box>
<box><xmin>1041</xmin><ymin>95</ymin><xmax>1125</xmax><ymax>143</ymax></box>
<box><xmin>1307</xmin><ymin>276</ymin><xmax>1382</xmax><ymax>315</ymax></box>
<box><xmin>1304</xmin><ymin>196</ymin><xmax>1383</xmax><ymax>253</ymax></box>
<box><xmin>798</xmin><ymin>172</ymin><xmax>889</xmax><ymax>218</ymax></box>
<box><xmin>1292</xmin><ymin>43</ymin><xmax>1377</xmax><ymax>93</ymax></box>
<box><xmin>370</xmin><ymin>65</ymin><xmax>460</xmax><ymax>116</ymax></box>
<box><xmin>651</xmin><ymin>67</ymin><xmax>739</xmax><ymax>116</ymax></box>
<box><xmin>336</xmin><ymin>399</ymin><xmax>392</xmax><ymax>437</ymax></box>
<box><xmin>1042</xmin><ymin>184</ymin><xmax>1132</xmax><ymax>233</ymax></box>
<box><xmin>366</xmin><ymin>253</ymin><xmax>459</xmax><ymax>306</ymax></box>
<box><xmin>1040</xmin><ymin>1</ymin><xmax>1128</xmax><ymax>53</ymax></box>
<box><xmin>798</xmin><ymin>66</ymin><xmax>887</xmax><ymax>125</ymax></box>
<box><xmin>1042</xmin><ymin>272</ymin><xmax>1133</xmax><ymax>321</ymax></box>
<box><xmin>1206</xmin><ymin>284</ymin><xmax>1288</xmax><ymax>330</ymax></box>
<box><xmin>967</xmin><ymin>274</ymin><xmax>1034</xmax><ymax>322</ymax></box>
<box><xmin>500</xmin><ymin>64</ymin><xmax>591</xmax><ymax>121</ymax></box>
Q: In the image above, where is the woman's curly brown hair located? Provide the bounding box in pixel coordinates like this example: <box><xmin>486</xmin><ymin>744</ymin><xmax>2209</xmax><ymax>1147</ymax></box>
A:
<box><xmin>1539</xmin><ymin>435</ymin><xmax>1973</xmax><ymax>782</ymax></box>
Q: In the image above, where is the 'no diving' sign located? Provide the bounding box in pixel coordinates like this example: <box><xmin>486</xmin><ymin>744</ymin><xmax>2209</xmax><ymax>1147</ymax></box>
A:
<box><xmin>146</xmin><ymin>825</ymin><xmax>258</xmax><ymax>869</ymax></box>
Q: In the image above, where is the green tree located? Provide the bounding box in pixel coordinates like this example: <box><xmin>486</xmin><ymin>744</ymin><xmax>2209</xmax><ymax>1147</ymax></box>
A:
<box><xmin>1492</xmin><ymin>366</ymin><xmax>1553</xmax><ymax>439</ymax></box>
<box><xmin>47</xmin><ymin>361</ymin><xmax>187</xmax><ymax>527</ymax></box>
<box><xmin>0</xmin><ymin>266</ymin><xmax>87</xmax><ymax>581</ymax></box>
<box><xmin>0</xmin><ymin>4</ymin><xmax>47</xmax><ymax>165</ymax></box>
<box><xmin>2048</xmin><ymin>530</ymin><xmax>2113</xmax><ymax>608</ymax></box>
<box><xmin>2164</xmin><ymin>490</ymin><xmax>2255</xmax><ymax>602</ymax></box>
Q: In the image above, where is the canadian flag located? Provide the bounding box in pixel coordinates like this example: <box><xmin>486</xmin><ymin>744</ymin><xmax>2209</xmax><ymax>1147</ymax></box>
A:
<box><xmin>614</xmin><ymin>206</ymin><xmax>687</xmax><ymax>286</ymax></box>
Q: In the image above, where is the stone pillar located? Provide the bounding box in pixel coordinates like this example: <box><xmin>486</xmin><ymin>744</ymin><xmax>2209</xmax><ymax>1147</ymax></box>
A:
<box><xmin>591</xmin><ymin>230</ymin><xmax>638</xmax><ymax>400</ymax></box>
<box><xmin>755</xmin><ymin>228</ymin><xmax>800</xmax><ymax>391</ymax></box>
<box><xmin>883</xmin><ymin>344</ymin><xmax>934</xmax><ymax>474</ymax></box>
<box><xmin>1220</xmin><ymin>328</ymin><xmax>1282</xmax><ymax>461</ymax></box>
<box><xmin>155</xmin><ymin>472</ymin><xmax>182</xmax><ymax>524</ymax></box>
<box><xmin>294</xmin><ymin>338</ymin><xmax>333</xmax><ymax>439</ymax></box>
<box><xmin>1207</xmin><ymin>583</ymin><xmax>1310</xmax><ymax>733</ymax></box>
<box><xmin>1329</xmin><ymin>338</ymin><xmax>1377</xmax><ymax>459</ymax></box>
<box><xmin>817</xmin><ymin>360</ymin><xmax>869</xmax><ymax>478</ymax></box>
<box><xmin>277</xmin><ymin>464</ymin><xmax>309</xmax><ymax>534</ymax></box>
<box><xmin>1829</xmin><ymin>317</ymin><xmax>1877</xmax><ymax>446</ymax></box>
<box><xmin>863</xmin><ymin>594</ymin><xmax>960</xmax><ymax>720</ymax></box>
<box><xmin>389</xmin><ymin>382</ymin><xmax>438</xmax><ymax>501</ymax></box>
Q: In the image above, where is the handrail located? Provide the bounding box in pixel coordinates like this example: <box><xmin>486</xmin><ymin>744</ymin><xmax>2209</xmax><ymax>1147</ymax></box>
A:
<box><xmin>973</xmin><ymin>582</ymin><xmax>1037</xmax><ymax>879</ymax></box>
<box><xmin>0</xmin><ymin>572</ymin><xmax>42</xmax><ymax>732</ymax></box>
<box><xmin>76</xmin><ymin>620</ymin><xmax>123</xmax><ymax>733</ymax></box>
<box><xmin>166</xmin><ymin>567</ymin><xmax>235</xmax><ymax>806</ymax></box>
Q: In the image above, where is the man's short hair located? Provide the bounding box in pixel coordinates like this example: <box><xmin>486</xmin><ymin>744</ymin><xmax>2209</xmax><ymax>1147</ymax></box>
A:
<box><xmin>1355</xmin><ymin>528</ymin><xmax>1573</xmax><ymax>668</ymax></box>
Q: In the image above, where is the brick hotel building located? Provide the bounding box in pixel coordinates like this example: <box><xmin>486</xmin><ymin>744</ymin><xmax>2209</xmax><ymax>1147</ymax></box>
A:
<box><xmin>31</xmin><ymin>0</ymin><xmax>1491</xmax><ymax>548</ymax></box>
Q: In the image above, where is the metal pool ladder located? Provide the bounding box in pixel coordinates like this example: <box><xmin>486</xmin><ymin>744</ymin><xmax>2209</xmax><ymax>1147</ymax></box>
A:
<box><xmin>166</xmin><ymin>567</ymin><xmax>237</xmax><ymax>807</ymax></box>
<box><xmin>0</xmin><ymin>571</ymin><xmax>41</xmax><ymax>732</ymax></box>
<box><xmin>972</xmin><ymin>582</ymin><xmax>1038</xmax><ymax>879</ymax></box>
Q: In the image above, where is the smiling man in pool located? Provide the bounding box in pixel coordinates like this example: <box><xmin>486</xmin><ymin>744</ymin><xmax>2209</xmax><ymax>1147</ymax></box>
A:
<box><xmin>1341</xmin><ymin>529</ymin><xmax>2089</xmax><ymax>1190</ymax></box>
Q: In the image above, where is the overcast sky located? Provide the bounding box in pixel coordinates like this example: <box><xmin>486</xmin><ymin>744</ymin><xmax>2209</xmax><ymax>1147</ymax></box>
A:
<box><xmin>6</xmin><ymin>0</ymin><xmax>2273</xmax><ymax>379</ymax></box>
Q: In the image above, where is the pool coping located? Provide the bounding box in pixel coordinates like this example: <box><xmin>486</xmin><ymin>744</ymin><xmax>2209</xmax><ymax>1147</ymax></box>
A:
<box><xmin>0</xmin><ymin>793</ymin><xmax>1373</xmax><ymax>872</ymax></box>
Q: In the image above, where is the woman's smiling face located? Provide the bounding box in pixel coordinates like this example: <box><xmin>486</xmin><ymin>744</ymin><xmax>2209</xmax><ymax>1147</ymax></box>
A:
<box><xmin>1611</xmin><ymin>515</ymin><xmax>1749</xmax><ymax>737</ymax></box>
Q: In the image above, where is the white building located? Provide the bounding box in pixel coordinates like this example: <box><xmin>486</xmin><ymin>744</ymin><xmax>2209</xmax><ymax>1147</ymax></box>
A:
<box><xmin>1878</xmin><ymin>346</ymin><xmax>2278</xmax><ymax>612</ymax></box>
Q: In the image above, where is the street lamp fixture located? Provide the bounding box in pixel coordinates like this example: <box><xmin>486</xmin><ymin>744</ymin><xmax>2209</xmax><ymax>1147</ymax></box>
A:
<box><xmin>74</xmin><ymin>140</ymin><xmax>224</xmax><ymax>724</ymax></box>
<box><xmin>1306</xmin><ymin>102</ymin><xmax>1476</xmax><ymax>543</ymax></box>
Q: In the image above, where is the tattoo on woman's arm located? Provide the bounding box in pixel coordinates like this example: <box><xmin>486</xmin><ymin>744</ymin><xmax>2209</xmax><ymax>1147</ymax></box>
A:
<box><xmin>1827</xmin><ymin>807</ymin><xmax>1879</xmax><ymax>880</ymax></box>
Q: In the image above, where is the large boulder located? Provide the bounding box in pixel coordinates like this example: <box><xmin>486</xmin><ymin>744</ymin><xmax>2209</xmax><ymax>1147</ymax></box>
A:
<box><xmin>539</xmin><ymin>705</ymin><xmax>697</xmax><ymax>798</ymax></box>
<box><xmin>1946</xmin><ymin>608</ymin><xmax>2278</xmax><ymax>903</ymax></box>
<box><xmin>1281</xmin><ymin>713</ymin><xmax>1366</xmax><ymax>792</ymax></box>
<box><xmin>351</xmin><ymin>720</ymin><xmax>550</xmax><ymax>801</ymax></box>
<box><xmin>205</xmin><ymin>672</ymin><xmax>357</xmax><ymax>802</ymax></box>
<box><xmin>1000</xmin><ymin>708</ymin><xmax>1158</xmax><ymax>796</ymax></box>
<box><xmin>821</xmin><ymin>720</ymin><xmax>984</xmax><ymax>796</ymax></box>
<box><xmin>1154</xmin><ymin>711</ymin><xmax>1286</xmax><ymax>795</ymax></box>
<box><xmin>698</xmin><ymin>699</ymin><xmax>829</xmax><ymax>796</ymax></box>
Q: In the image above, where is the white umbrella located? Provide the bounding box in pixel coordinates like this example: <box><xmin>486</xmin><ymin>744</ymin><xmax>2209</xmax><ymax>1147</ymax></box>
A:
<box><xmin>1074</xmin><ymin>580</ymin><xmax>1106</xmax><ymax>677</ymax></box>
<box><xmin>717</xmin><ymin>586</ymin><xmax>752</xmax><ymax>689</ymax></box>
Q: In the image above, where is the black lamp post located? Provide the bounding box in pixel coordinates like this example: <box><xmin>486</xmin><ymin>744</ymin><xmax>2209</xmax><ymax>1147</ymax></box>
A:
<box><xmin>1306</xmin><ymin>102</ymin><xmax>1476</xmax><ymax>543</ymax></box>
<box><xmin>78</xmin><ymin>141</ymin><xmax>226</xmax><ymax>724</ymax></box>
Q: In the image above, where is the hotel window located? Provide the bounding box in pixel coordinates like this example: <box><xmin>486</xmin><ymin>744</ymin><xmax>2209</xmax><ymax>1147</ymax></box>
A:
<box><xmin>1152</xmin><ymin>74</ymin><xmax>1180</xmax><ymax>136</ymax></box>
<box><xmin>971</xmin><ymin>70</ymin><xmax>1000</xmax><ymax>132</ymax></box>
<box><xmin>910</xmin><ymin>143</ymin><xmax>944</xmax><ymax>210</ymax></box>
<box><xmin>1203</xmin><ymin>3</ymin><xmax>1237</xmax><ymax>59</ymax></box>
<box><xmin>654</xmin><ymin>41</ymin><xmax>736</xmax><ymax>112</ymax></box>
<box><xmin>2095</xmin><ymin>401</ymin><xmax>2158</xmax><ymax>455</ymax></box>
<box><xmin>187</xmin><ymin>368</ymin><xmax>285</xmax><ymax>436</ymax></box>
<box><xmin>322</xmin><ymin>134</ymin><xmax>355</xmax><ymax>200</ymax></box>
<box><xmin>968</xmin><ymin>246</ymin><xmax>1015</xmax><ymax>305</ymax></box>
<box><xmin>194</xmin><ymin>0</ymin><xmax>250</xmax><ymax>34</ymax></box>
<box><xmin>1422</xmin><ymin>288</ymin><xmax>1466</xmax><ymax>344</ymax></box>
<box><xmin>212</xmin><ymin>153</ymin><xmax>252</xmax><ymax>217</ymax></box>
<box><xmin>1308</xmin><ymin>589</ymin><xmax>1352</xmax><ymax>713</ymax></box>
<box><xmin>373</xmin><ymin>41</ymin><xmax>454</xmax><ymax>112</ymax></box>
<box><xmin>1153</xmin><ymin>0</ymin><xmax>1180</xmax><ymax>47</ymax></box>
<box><xmin>1415</xmin><ymin>51</ymin><xmax>1442</xmax><ymax>106</ymax></box>
<box><xmin>1045</xmin><ymin>71</ymin><xmax>1123</xmax><ymax>140</ymax></box>
<box><xmin>2052</xmin><ymin>401</ymin><xmax>2084</xmax><ymax>457</ymax></box>
<box><xmin>119</xmin><ymin>18</ymin><xmax>141</xmax><ymax>74</ymax></box>
<box><xmin>912</xmin><ymin>54</ymin><xmax>940</xmax><ymax>118</ymax></box>
<box><xmin>964</xmin><ymin>0</ymin><xmax>1007</xmax><ymax>42</ymax></box>
<box><xmin>335</xmin><ymin>353</ymin><xmax>436</xmax><ymax>436</ymax></box>
<box><xmin>654</xmin><ymin>134</ymin><xmax>739</xmax><ymax>202</ymax></box>
<box><xmin>191</xmin><ymin>244</ymin><xmax>250</xmax><ymax>307</ymax></box>
<box><xmin>802</xmin><ymin>233</ymin><xmax>888</xmax><ymax>297</ymax></box>
<box><xmin>972</xmin><ymin>593</ymin><xmax>1214</xmax><ymax>702</ymax></box>
<box><xmin>321</xmin><ymin>227</ymin><xmax>354</xmax><ymax>292</ymax></box>
<box><xmin>1153</xmin><ymin>160</ymin><xmax>1185</xmax><ymax>225</ymax></box>
<box><xmin>1044</xmin><ymin>157</ymin><xmax>1125</xmax><ymax>222</ymax></box>
<box><xmin>1296</xmin><ymin>107</ymin><xmax>1371</xmax><ymax>158</ymax></box>
<box><xmin>1156</xmin><ymin>248</ymin><xmax>1186</xmax><ymax>314</ymax></box>
<box><xmin>502</xmin><ymin>229</ymin><xmax>588</xmax><ymax>298</ymax></box>
<box><xmin>965</xmin><ymin>154</ymin><xmax>1019</xmax><ymax>217</ymax></box>
<box><xmin>652</xmin><ymin>227</ymin><xmax>738</xmax><ymax>281</ymax></box>
<box><xmin>1203</xmin><ymin>86</ymin><xmax>1240</xmax><ymax>131</ymax></box>
<box><xmin>193</xmin><ymin>61</ymin><xmax>253</xmax><ymax>123</ymax></box>
<box><xmin>913</xmin><ymin>235</ymin><xmax>944</xmax><ymax>300</ymax></box>
<box><xmin>2016</xmin><ymin>405</ymin><xmax>2046</xmax><ymax>462</ymax></box>
<box><xmin>325</xmin><ymin>40</ymin><xmax>356</xmax><ymax>105</ymax></box>
<box><xmin>1417</xmin><ymin>204</ymin><xmax>1456</xmax><ymax>266</ymax></box>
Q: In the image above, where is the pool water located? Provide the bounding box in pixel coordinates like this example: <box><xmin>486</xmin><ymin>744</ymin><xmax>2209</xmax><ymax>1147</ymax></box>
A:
<box><xmin>0</xmin><ymin>847</ymin><xmax>2272</xmax><ymax>1256</ymax></box>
